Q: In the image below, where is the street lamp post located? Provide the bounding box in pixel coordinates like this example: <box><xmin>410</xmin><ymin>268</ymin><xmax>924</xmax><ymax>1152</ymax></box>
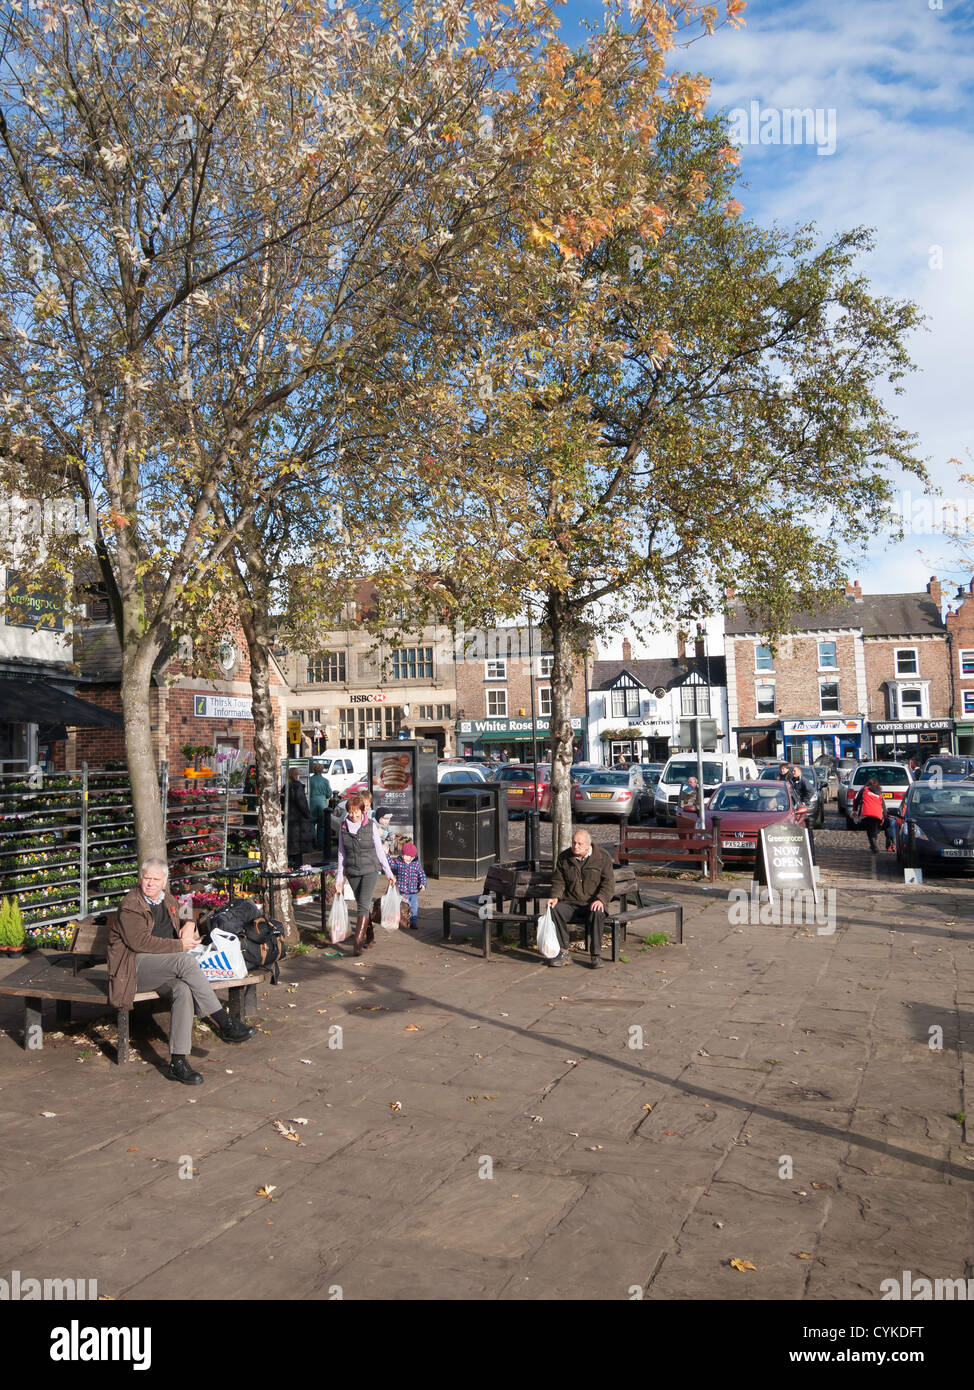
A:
<box><xmin>525</xmin><ymin>596</ymin><xmax>540</xmax><ymax>870</ymax></box>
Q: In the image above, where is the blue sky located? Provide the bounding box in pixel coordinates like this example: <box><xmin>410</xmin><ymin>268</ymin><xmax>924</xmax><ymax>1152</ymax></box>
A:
<box><xmin>562</xmin><ymin>0</ymin><xmax>974</xmax><ymax>602</ymax></box>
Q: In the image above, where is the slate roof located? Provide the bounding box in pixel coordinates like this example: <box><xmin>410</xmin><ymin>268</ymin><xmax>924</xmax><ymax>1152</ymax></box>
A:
<box><xmin>725</xmin><ymin>593</ymin><xmax>945</xmax><ymax>638</ymax></box>
<box><xmin>592</xmin><ymin>656</ymin><xmax>727</xmax><ymax>691</ymax></box>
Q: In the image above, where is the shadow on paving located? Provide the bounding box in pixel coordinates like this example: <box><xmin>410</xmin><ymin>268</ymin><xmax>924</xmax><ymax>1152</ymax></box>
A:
<box><xmin>331</xmin><ymin>960</ymin><xmax>974</xmax><ymax>1185</ymax></box>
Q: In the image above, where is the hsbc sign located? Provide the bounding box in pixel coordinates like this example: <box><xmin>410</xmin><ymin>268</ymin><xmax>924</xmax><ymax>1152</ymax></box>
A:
<box><xmin>348</xmin><ymin>692</ymin><xmax>387</xmax><ymax>704</ymax></box>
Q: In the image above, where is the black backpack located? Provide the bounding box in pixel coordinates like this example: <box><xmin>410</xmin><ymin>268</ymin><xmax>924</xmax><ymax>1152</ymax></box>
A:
<box><xmin>209</xmin><ymin>898</ymin><xmax>261</xmax><ymax>935</ymax></box>
<box><xmin>239</xmin><ymin>915</ymin><xmax>286</xmax><ymax>984</ymax></box>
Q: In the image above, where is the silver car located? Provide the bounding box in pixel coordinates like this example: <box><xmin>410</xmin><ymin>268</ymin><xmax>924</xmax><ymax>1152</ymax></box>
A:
<box><xmin>571</xmin><ymin>768</ymin><xmax>651</xmax><ymax>822</ymax></box>
<box><xmin>838</xmin><ymin>762</ymin><xmax>913</xmax><ymax>827</ymax></box>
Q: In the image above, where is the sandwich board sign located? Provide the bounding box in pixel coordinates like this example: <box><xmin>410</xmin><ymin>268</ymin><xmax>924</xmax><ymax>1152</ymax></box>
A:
<box><xmin>756</xmin><ymin>822</ymin><xmax>818</xmax><ymax>907</ymax></box>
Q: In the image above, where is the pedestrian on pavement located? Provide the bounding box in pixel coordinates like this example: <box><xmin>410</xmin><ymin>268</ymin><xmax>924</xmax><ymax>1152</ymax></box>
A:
<box><xmin>282</xmin><ymin>766</ymin><xmax>314</xmax><ymax>869</ymax></box>
<box><xmin>853</xmin><ymin>776</ymin><xmax>886</xmax><ymax>853</ymax></box>
<box><xmin>308</xmin><ymin>762</ymin><xmax>333</xmax><ymax>860</ymax></box>
<box><xmin>388</xmin><ymin>841</ymin><xmax>427</xmax><ymax>930</ymax></box>
<box><xmin>546</xmin><ymin>827</ymin><xmax>615</xmax><ymax>969</ymax></box>
<box><xmin>782</xmin><ymin>763</ymin><xmax>816</xmax><ymax>859</ymax></box>
<box><xmin>107</xmin><ymin>860</ymin><xmax>256</xmax><ymax>1086</ymax></box>
<box><xmin>336</xmin><ymin>794</ymin><xmax>395</xmax><ymax>956</ymax></box>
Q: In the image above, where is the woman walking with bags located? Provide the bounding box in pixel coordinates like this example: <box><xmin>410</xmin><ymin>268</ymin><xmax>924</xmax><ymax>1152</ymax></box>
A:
<box><xmin>335</xmin><ymin>794</ymin><xmax>396</xmax><ymax>956</ymax></box>
<box><xmin>853</xmin><ymin>776</ymin><xmax>887</xmax><ymax>854</ymax></box>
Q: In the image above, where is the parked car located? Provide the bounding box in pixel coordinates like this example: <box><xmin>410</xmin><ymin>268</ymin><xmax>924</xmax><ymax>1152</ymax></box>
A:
<box><xmin>916</xmin><ymin>756</ymin><xmax>974</xmax><ymax>783</ymax></box>
<box><xmin>838</xmin><ymin>762</ymin><xmax>913</xmax><ymax>827</ymax></box>
<box><xmin>675</xmin><ymin>779</ymin><xmax>806</xmax><ymax>866</ymax></box>
<box><xmin>490</xmin><ymin>763</ymin><xmax>552</xmax><ymax>816</ymax></box>
<box><xmin>809</xmin><ymin>763</ymin><xmax>836</xmax><ymax>803</ymax></box>
<box><xmin>437</xmin><ymin>763</ymin><xmax>490</xmax><ymax>784</ymax></box>
<box><xmin>572</xmin><ymin>767</ymin><xmax>652</xmax><ymax>823</ymax></box>
<box><xmin>654</xmin><ymin>753</ymin><xmax>758</xmax><ymax>826</ymax></box>
<box><xmin>308</xmin><ymin>751</ymin><xmax>368</xmax><ymax>795</ymax></box>
<box><xmin>896</xmin><ymin>781</ymin><xmax>974</xmax><ymax>873</ymax></box>
<box><xmin>758</xmin><ymin>764</ymin><xmax>825</xmax><ymax>828</ymax></box>
<box><xmin>634</xmin><ymin>762</ymin><xmax>664</xmax><ymax>788</ymax></box>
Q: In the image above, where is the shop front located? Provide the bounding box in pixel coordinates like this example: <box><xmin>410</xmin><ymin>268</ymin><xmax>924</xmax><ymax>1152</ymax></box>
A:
<box><xmin>600</xmin><ymin>723</ymin><xmax>671</xmax><ymax>765</ymax></box>
<box><xmin>781</xmin><ymin>717</ymin><xmax>865</xmax><ymax>766</ymax></box>
<box><xmin>956</xmin><ymin>721</ymin><xmax>974</xmax><ymax>757</ymax></box>
<box><xmin>457</xmin><ymin>715</ymin><xmax>586</xmax><ymax>762</ymax></box>
<box><xmin>734</xmin><ymin>723</ymin><xmax>780</xmax><ymax>760</ymax></box>
<box><xmin>868</xmin><ymin>718</ymin><xmax>954</xmax><ymax>762</ymax></box>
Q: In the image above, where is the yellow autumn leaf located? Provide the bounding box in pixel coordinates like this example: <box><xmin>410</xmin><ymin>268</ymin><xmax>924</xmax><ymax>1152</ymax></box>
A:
<box><xmin>729</xmin><ymin>1259</ymin><xmax>757</xmax><ymax>1273</ymax></box>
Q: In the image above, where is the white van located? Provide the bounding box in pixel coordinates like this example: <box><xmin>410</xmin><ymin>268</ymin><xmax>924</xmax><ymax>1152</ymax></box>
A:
<box><xmin>653</xmin><ymin>752</ymin><xmax>758</xmax><ymax>825</ymax></box>
<box><xmin>311</xmin><ymin>750</ymin><xmax>369</xmax><ymax>795</ymax></box>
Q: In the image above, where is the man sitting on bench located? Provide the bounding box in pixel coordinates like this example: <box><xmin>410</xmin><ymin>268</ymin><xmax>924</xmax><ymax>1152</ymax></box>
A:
<box><xmin>547</xmin><ymin>828</ymin><xmax>615</xmax><ymax>970</ymax></box>
<box><xmin>107</xmin><ymin>859</ymin><xmax>257</xmax><ymax>1086</ymax></box>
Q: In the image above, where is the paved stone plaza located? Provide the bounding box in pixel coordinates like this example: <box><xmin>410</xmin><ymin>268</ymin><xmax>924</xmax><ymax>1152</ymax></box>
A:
<box><xmin>1</xmin><ymin>822</ymin><xmax>972</xmax><ymax>1301</ymax></box>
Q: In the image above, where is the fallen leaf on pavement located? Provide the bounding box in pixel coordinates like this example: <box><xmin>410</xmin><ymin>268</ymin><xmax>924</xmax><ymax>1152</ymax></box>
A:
<box><xmin>126</xmin><ymin>1147</ymin><xmax>138</xmax><ymax>1153</ymax></box>
<box><xmin>642</xmin><ymin>1104</ymin><xmax>654</xmax><ymax>1112</ymax></box>
<box><xmin>729</xmin><ymin>1259</ymin><xmax>756</xmax><ymax>1273</ymax></box>
<box><xmin>299</xmin><ymin>1059</ymin><xmax>312</xmax><ymax>1065</ymax></box>
<box><xmin>792</xmin><ymin>1252</ymin><xmax>814</xmax><ymax>1260</ymax></box>
<box><xmin>663</xmin><ymin>1130</ymin><xmax>677</xmax><ymax>1136</ymax></box>
<box><xmin>292</xmin><ymin>1118</ymin><xmax>309</xmax><ymax>1125</ymax></box>
<box><xmin>390</xmin><ymin>1101</ymin><xmax>402</xmax><ymax>1112</ymax></box>
<box><xmin>256</xmin><ymin>1185</ymin><xmax>277</xmax><ymax>1200</ymax></box>
<box><xmin>273</xmin><ymin>1120</ymin><xmax>300</xmax><ymax>1143</ymax></box>
<box><xmin>404</xmin><ymin>1024</ymin><xmax>422</xmax><ymax>1031</ymax></box>
<box><xmin>811</xmin><ymin>1182</ymin><xmax>829</xmax><ymax>1190</ymax></box>
<box><xmin>39</xmin><ymin>1111</ymin><xmax>58</xmax><ymax>1118</ymax></box>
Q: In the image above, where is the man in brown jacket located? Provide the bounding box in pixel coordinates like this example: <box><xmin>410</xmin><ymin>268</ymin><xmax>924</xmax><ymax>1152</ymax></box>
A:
<box><xmin>547</xmin><ymin>827</ymin><xmax>615</xmax><ymax>969</ymax></box>
<box><xmin>108</xmin><ymin>859</ymin><xmax>256</xmax><ymax>1085</ymax></box>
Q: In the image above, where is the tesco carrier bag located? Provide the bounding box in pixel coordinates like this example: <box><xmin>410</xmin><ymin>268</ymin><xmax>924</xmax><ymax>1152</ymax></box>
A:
<box><xmin>191</xmin><ymin>928</ymin><xmax>248</xmax><ymax>982</ymax></box>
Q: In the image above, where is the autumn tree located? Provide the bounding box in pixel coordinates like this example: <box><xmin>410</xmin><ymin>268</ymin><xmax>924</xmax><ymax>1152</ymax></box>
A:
<box><xmin>1</xmin><ymin>0</ymin><xmax>657</xmax><ymax>858</ymax></box>
<box><xmin>379</xmin><ymin>102</ymin><xmax>926</xmax><ymax>853</ymax></box>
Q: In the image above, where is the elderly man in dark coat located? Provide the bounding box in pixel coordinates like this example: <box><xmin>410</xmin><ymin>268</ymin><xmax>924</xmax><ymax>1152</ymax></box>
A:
<box><xmin>546</xmin><ymin>827</ymin><xmax>615</xmax><ymax>969</ymax></box>
<box><xmin>108</xmin><ymin>859</ymin><xmax>256</xmax><ymax>1085</ymax></box>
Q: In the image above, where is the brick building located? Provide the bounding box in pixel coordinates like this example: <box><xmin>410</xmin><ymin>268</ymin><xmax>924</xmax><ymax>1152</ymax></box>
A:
<box><xmin>279</xmin><ymin>582</ymin><xmax>458</xmax><ymax>755</ymax></box>
<box><xmin>70</xmin><ymin>604</ymin><xmax>288</xmax><ymax>769</ymax></box>
<box><xmin>454</xmin><ymin>627</ymin><xmax>590</xmax><ymax>760</ymax></box>
<box><xmin>945</xmin><ymin>579</ymin><xmax>974</xmax><ymax>755</ymax></box>
<box><xmin>725</xmin><ymin>578</ymin><xmax>952</xmax><ymax>764</ymax></box>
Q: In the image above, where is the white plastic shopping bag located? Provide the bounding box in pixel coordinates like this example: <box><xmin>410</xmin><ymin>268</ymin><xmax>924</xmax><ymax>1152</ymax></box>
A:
<box><xmin>328</xmin><ymin>893</ymin><xmax>350</xmax><ymax>944</ymax></box>
<box><xmin>343</xmin><ymin>882</ymin><xmax>357</xmax><ymax>902</ymax></box>
<box><xmin>192</xmin><ymin>928</ymin><xmax>248</xmax><ymax>981</ymax></box>
<box><xmin>380</xmin><ymin>884</ymin><xmax>403</xmax><ymax>930</ymax></box>
<box><xmin>536</xmin><ymin>907</ymin><xmax>560</xmax><ymax>959</ymax></box>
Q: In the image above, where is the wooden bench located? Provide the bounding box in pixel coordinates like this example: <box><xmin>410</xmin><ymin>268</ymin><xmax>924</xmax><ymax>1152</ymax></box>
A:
<box><xmin>618</xmin><ymin>821</ymin><xmax>723</xmax><ymax>882</ymax></box>
<box><xmin>0</xmin><ymin>917</ymin><xmax>269</xmax><ymax>1065</ymax></box>
<box><xmin>443</xmin><ymin>863</ymin><xmax>682</xmax><ymax>960</ymax></box>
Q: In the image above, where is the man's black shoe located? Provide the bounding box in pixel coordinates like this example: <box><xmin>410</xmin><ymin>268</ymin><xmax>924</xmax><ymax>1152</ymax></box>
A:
<box><xmin>591</xmin><ymin>955</ymin><xmax>604</xmax><ymax>969</ymax></box>
<box><xmin>547</xmin><ymin>951</ymin><xmax>572</xmax><ymax>967</ymax></box>
<box><xmin>214</xmin><ymin>1018</ymin><xmax>258</xmax><ymax>1044</ymax></box>
<box><xmin>164</xmin><ymin>1056</ymin><xmax>204</xmax><ymax>1085</ymax></box>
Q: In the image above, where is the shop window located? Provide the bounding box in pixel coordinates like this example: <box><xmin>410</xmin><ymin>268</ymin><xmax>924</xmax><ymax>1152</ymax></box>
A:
<box><xmin>895</xmin><ymin>648</ymin><xmax>918</xmax><ymax>676</ymax></box>
<box><xmin>964</xmin><ymin>691</ymin><xmax>974</xmax><ymax>715</ymax></box>
<box><xmin>756</xmin><ymin>683</ymin><xmax>776</xmax><ymax>715</ymax></box>
<box><xmin>436</xmin><ymin>704</ymin><xmax>451</xmax><ymax>719</ymax></box>
<box><xmin>755</xmin><ymin>645</ymin><xmax>773</xmax><ymax>671</ymax></box>
<box><xmin>818</xmin><ymin>640</ymin><xmax>837</xmax><ymax>669</ymax></box>
<box><xmin>819</xmin><ymin>681</ymin><xmax>840</xmax><ymax>714</ymax></box>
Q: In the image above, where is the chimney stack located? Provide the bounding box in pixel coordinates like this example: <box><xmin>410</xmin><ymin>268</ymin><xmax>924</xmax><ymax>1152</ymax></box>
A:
<box><xmin>677</xmin><ymin>631</ymin><xmax>687</xmax><ymax>661</ymax></box>
<box><xmin>695</xmin><ymin>635</ymin><xmax>706</xmax><ymax>661</ymax></box>
<box><xmin>843</xmin><ymin>578</ymin><xmax>862</xmax><ymax>598</ymax></box>
<box><xmin>622</xmin><ymin>638</ymin><xmax>632</xmax><ymax>663</ymax></box>
<box><xmin>927</xmin><ymin>575</ymin><xmax>941</xmax><ymax>606</ymax></box>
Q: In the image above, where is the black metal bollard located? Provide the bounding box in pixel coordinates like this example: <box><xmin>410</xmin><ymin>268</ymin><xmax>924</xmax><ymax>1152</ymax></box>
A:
<box><xmin>524</xmin><ymin>810</ymin><xmax>541</xmax><ymax>870</ymax></box>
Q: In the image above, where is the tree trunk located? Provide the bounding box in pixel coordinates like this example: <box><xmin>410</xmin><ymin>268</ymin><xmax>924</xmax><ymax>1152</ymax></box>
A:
<box><xmin>547</xmin><ymin>597</ymin><xmax>578</xmax><ymax>861</ymax></box>
<box><xmin>234</xmin><ymin>560</ymin><xmax>298</xmax><ymax>944</ymax></box>
<box><xmin>120</xmin><ymin>640</ymin><xmax>166</xmax><ymax>863</ymax></box>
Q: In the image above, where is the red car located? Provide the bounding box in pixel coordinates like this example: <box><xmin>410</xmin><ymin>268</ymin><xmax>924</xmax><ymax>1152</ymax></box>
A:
<box><xmin>491</xmin><ymin>764</ymin><xmax>552</xmax><ymax>816</ymax></box>
<box><xmin>675</xmin><ymin>780</ymin><xmax>806</xmax><ymax>864</ymax></box>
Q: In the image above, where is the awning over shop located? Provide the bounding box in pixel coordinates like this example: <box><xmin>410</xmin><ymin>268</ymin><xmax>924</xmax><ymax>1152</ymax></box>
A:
<box><xmin>0</xmin><ymin>677</ymin><xmax>122</xmax><ymax>728</ymax></box>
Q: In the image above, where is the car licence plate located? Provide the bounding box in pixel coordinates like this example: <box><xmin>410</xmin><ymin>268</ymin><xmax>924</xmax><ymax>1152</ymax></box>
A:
<box><xmin>589</xmin><ymin>792</ymin><xmax>612</xmax><ymax>798</ymax></box>
<box><xmin>723</xmin><ymin>840</ymin><xmax>756</xmax><ymax>850</ymax></box>
<box><xmin>942</xmin><ymin>848</ymin><xmax>974</xmax><ymax>857</ymax></box>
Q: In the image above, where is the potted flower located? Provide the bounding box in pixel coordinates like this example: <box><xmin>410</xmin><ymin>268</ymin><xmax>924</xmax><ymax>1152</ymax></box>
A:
<box><xmin>0</xmin><ymin>896</ymin><xmax>25</xmax><ymax>955</ymax></box>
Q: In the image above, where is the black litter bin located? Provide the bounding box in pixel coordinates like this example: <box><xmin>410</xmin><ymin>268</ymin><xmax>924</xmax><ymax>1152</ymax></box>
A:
<box><xmin>437</xmin><ymin>786</ymin><xmax>498</xmax><ymax>878</ymax></box>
